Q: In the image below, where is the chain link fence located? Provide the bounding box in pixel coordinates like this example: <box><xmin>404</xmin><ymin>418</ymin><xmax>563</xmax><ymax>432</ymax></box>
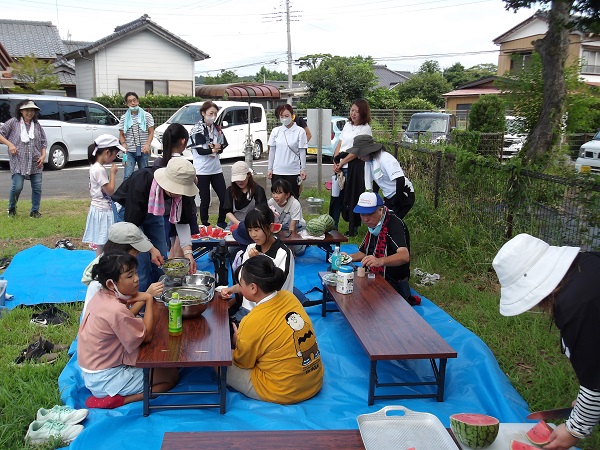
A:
<box><xmin>393</xmin><ymin>143</ymin><xmax>600</xmax><ymax>251</ymax></box>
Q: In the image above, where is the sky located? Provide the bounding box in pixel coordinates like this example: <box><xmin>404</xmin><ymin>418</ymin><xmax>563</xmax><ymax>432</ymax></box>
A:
<box><xmin>4</xmin><ymin>0</ymin><xmax>540</xmax><ymax>77</ymax></box>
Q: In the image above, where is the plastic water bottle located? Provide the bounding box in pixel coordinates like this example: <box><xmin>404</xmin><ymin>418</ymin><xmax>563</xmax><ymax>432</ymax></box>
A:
<box><xmin>0</xmin><ymin>277</ymin><xmax>7</xmax><ymax>307</ymax></box>
<box><xmin>331</xmin><ymin>245</ymin><xmax>341</xmax><ymax>273</ymax></box>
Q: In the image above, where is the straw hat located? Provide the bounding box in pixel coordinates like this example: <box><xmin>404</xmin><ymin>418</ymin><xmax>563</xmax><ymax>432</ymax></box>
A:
<box><xmin>492</xmin><ymin>233</ymin><xmax>580</xmax><ymax>316</ymax></box>
<box><xmin>154</xmin><ymin>158</ymin><xmax>198</xmax><ymax>197</ymax></box>
<box><xmin>19</xmin><ymin>100</ymin><xmax>40</xmax><ymax>110</ymax></box>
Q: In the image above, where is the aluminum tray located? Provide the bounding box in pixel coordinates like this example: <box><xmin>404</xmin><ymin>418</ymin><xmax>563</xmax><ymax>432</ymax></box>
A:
<box><xmin>357</xmin><ymin>406</ymin><xmax>460</xmax><ymax>450</ymax></box>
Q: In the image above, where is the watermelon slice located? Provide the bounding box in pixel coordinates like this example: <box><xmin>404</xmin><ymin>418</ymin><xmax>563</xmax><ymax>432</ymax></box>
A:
<box><xmin>526</xmin><ymin>420</ymin><xmax>553</xmax><ymax>445</ymax></box>
<box><xmin>449</xmin><ymin>413</ymin><xmax>499</xmax><ymax>449</ymax></box>
<box><xmin>199</xmin><ymin>227</ymin><xmax>208</xmax><ymax>238</ymax></box>
<box><xmin>510</xmin><ymin>440</ymin><xmax>543</xmax><ymax>450</ymax></box>
<box><xmin>271</xmin><ymin>223</ymin><xmax>283</xmax><ymax>233</ymax></box>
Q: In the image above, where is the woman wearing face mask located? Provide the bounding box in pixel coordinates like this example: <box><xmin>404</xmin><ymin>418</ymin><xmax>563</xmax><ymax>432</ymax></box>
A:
<box><xmin>346</xmin><ymin>192</ymin><xmax>418</xmax><ymax>307</ymax></box>
<box><xmin>189</xmin><ymin>101</ymin><xmax>228</xmax><ymax>228</ymax></box>
<box><xmin>267</xmin><ymin>104</ymin><xmax>307</xmax><ymax>199</ymax></box>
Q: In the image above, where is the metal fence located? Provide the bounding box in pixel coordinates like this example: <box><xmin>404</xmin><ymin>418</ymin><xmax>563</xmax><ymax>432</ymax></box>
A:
<box><xmin>392</xmin><ymin>143</ymin><xmax>600</xmax><ymax>251</ymax></box>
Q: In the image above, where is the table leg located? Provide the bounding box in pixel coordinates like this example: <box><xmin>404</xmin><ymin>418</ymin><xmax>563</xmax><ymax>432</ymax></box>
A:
<box><xmin>368</xmin><ymin>361</ymin><xmax>377</xmax><ymax>406</ymax></box>
<box><xmin>219</xmin><ymin>366</ymin><xmax>227</xmax><ymax>414</ymax></box>
<box><xmin>142</xmin><ymin>368</ymin><xmax>150</xmax><ymax>417</ymax></box>
<box><xmin>321</xmin><ymin>285</ymin><xmax>327</xmax><ymax>317</ymax></box>
<box><xmin>437</xmin><ymin>358</ymin><xmax>448</xmax><ymax>402</ymax></box>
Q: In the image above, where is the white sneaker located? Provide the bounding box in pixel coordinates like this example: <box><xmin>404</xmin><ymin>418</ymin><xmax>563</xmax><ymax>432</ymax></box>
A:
<box><xmin>25</xmin><ymin>419</ymin><xmax>84</xmax><ymax>445</ymax></box>
<box><xmin>36</xmin><ymin>405</ymin><xmax>89</xmax><ymax>424</ymax></box>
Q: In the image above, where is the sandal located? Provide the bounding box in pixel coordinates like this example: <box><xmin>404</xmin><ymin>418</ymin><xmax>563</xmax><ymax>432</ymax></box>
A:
<box><xmin>0</xmin><ymin>257</ymin><xmax>10</xmax><ymax>270</ymax></box>
<box><xmin>55</xmin><ymin>239</ymin><xmax>75</xmax><ymax>251</ymax></box>
<box><xmin>14</xmin><ymin>337</ymin><xmax>59</xmax><ymax>365</ymax></box>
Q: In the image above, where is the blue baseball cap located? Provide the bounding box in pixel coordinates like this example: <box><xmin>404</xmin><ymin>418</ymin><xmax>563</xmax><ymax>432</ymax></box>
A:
<box><xmin>353</xmin><ymin>192</ymin><xmax>384</xmax><ymax>214</ymax></box>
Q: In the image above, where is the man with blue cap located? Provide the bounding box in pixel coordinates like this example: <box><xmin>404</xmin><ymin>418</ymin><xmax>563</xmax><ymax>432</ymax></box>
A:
<box><xmin>346</xmin><ymin>192</ymin><xmax>417</xmax><ymax>306</ymax></box>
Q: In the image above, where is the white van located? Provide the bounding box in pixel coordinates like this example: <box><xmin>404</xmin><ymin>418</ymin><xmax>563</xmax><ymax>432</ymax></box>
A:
<box><xmin>151</xmin><ymin>101</ymin><xmax>267</xmax><ymax>160</ymax></box>
<box><xmin>0</xmin><ymin>94</ymin><xmax>120</xmax><ymax>170</ymax></box>
<box><xmin>402</xmin><ymin>112</ymin><xmax>457</xmax><ymax>144</ymax></box>
<box><xmin>575</xmin><ymin>130</ymin><xmax>600</xmax><ymax>174</ymax></box>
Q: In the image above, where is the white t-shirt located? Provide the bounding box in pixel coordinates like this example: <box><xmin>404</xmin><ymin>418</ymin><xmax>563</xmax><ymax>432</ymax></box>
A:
<box><xmin>337</xmin><ymin>123</ymin><xmax>372</xmax><ymax>168</ymax></box>
<box><xmin>268</xmin><ymin>123</ymin><xmax>307</xmax><ymax>175</ymax></box>
<box><xmin>268</xmin><ymin>197</ymin><xmax>305</xmax><ymax>231</ymax></box>
<box><xmin>365</xmin><ymin>151</ymin><xmax>413</xmax><ymax>198</ymax></box>
<box><xmin>89</xmin><ymin>162</ymin><xmax>112</xmax><ymax>211</ymax></box>
<box><xmin>191</xmin><ymin>125</ymin><xmax>223</xmax><ymax>176</ymax></box>
<box><xmin>240</xmin><ymin>240</ymin><xmax>295</xmax><ymax>312</ymax></box>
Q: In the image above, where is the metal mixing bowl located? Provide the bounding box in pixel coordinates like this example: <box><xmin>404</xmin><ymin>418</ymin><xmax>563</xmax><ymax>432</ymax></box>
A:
<box><xmin>184</xmin><ymin>272</ymin><xmax>215</xmax><ymax>300</ymax></box>
<box><xmin>162</xmin><ymin>287</ymin><xmax>211</xmax><ymax>318</ymax></box>
<box><xmin>161</xmin><ymin>257</ymin><xmax>190</xmax><ymax>278</ymax></box>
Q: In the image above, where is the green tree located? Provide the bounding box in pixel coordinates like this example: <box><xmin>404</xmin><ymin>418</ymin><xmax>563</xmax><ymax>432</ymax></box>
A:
<box><xmin>443</xmin><ymin>62</ymin><xmax>498</xmax><ymax>89</ymax></box>
<box><xmin>202</xmin><ymin>70</ymin><xmax>240</xmax><ymax>85</ymax></box>
<box><xmin>365</xmin><ymin>87</ymin><xmax>402</xmax><ymax>109</ymax></box>
<box><xmin>394</xmin><ymin>71</ymin><xmax>452</xmax><ymax>108</ymax></box>
<box><xmin>10</xmin><ymin>54</ymin><xmax>61</xmax><ymax>94</ymax></box>
<box><xmin>296</xmin><ymin>54</ymin><xmax>332</xmax><ymax>71</ymax></box>
<box><xmin>418</xmin><ymin>60</ymin><xmax>442</xmax><ymax>74</ymax></box>
<box><xmin>502</xmin><ymin>0</ymin><xmax>600</xmax><ymax>163</ymax></box>
<box><xmin>468</xmin><ymin>94</ymin><xmax>506</xmax><ymax>132</ymax></box>
<box><xmin>254</xmin><ymin>66</ymin><xmax>287</xmax><ymax>82</ymax></box>
<box><xmin>297</xmin><ymin>55</ymin><xmax>376</xmax><ymax>114</ymax></box>
<box><xmin>400</xmin><ymin>98</ymin><xmax>436</xmax><ymax>111</ymax></box>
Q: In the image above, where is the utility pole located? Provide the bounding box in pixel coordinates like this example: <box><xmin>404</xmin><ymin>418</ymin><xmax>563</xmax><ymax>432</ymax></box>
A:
<box><xmin>286</xmin><ymin>0</ymin><xmax>293</xmax><ymax>104</ymax></box>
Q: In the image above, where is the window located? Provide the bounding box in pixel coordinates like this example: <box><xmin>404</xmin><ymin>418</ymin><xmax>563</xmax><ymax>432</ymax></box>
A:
<box><xmin>0</xmin><ymin>100</ymin><xmax>13</xmax><ymax>122</ymax></box>
<box><xmin>509</xmin><ymin>52</ymin><xmax>532</xmax><ymax>73</ymax></box>
<box><xmin>144</xmin><ymin>81</ymin><xmax>153</xmax><ymax>95</ymax></box>
<box><xmin>582</xmin><ymin>49</ymin><xmax>600</xmax><ymax>75</ymax></box>
<box><xmin>89</xmin><ymin>105</ymin><xmax>117</xmax><ymax>125</ymax></box>
<box><xmin>36</xmin><ymin>100</ymin><xmax>60</xmax><ymax>121</ymax></box>
<box><xmin>61</xmin><ymin>103</ymin><xmax>87</xmax><ymax>123</ymax></box>
<box><xmin>251</xmin><ymin>106</ymin><xmax>262</xmax><ymax>123</ymax></box>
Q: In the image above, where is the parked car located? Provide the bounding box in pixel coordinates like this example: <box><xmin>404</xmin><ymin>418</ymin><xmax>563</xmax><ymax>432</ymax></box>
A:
<box><xmin>575</xmin><ymin>130</ymin><xmax>600</xmax><ymax>174</ymax></box>
<box><xmin>0</xmin><ymin>94</ymin><xmax>120</xmax><ymax>170</ymax></box>
<box><xmin>307</xmin><ymin>116</ymin><xmax>348</xmax><ymax>158</ymax></box>
<box><xmin>150</xmin><ymin>101</ymin><xmax>267</xmax><ymax>161</ymax></box>
<box><xmin>502</xmin><ymin>116</ymin><xmax>527</xmax><ymax>159</ymax></box>
<box><xmin>401</xmin><ymin>112</ymin><xmax>457</xmax><ymax>144</ymax></box>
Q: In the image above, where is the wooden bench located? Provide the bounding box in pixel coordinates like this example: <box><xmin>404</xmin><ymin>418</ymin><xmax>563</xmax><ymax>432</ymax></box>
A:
<box><xmin>319</xmin><ymin>272</ymin><xmax>457</xmax><ymax>405</ymax></box>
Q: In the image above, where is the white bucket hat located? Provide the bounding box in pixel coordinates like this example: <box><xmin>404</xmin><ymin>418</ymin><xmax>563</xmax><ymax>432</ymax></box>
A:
<box><xmin>492</xmin><ymin>233</ymin><xmax>580</xmax><ymax>316</ymax></box>
<box><xmin>154</xmin><ymin>158</ymin><xmax>198</xmax><ymax>197</ymax></box>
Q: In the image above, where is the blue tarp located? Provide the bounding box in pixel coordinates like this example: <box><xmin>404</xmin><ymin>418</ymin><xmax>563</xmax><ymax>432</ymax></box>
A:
<box><xmin>3</xmin><ymin>244</ymin><xmax>532</xmax><ymax>449</ymax></box>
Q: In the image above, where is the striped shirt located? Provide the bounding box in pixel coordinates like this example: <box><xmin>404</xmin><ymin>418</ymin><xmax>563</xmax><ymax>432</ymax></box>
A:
<box><xmin>118</xmin><ymin>111</ymin><xmax>154</xmax><ymax>150</ymax></box>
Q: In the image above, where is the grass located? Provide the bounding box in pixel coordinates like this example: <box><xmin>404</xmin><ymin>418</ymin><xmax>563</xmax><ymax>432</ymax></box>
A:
<box><xmin>0</xmin><ymin>194</ymin><xmax>598</xmax><ymax>449</ymax></box>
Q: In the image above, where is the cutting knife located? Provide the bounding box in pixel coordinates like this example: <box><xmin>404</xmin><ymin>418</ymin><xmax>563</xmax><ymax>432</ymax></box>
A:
<box><xmin>526</xmin><ymin>407</ymin><xmax>573</xmax><ymax>420</ymax></box>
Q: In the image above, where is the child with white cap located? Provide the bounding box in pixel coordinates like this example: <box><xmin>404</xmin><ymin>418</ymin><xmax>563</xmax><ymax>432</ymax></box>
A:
<box><xmin>493</xmin><ymin>233</ymin><xmax>600</xmax><ymax>449</ymax></box>
<box><xmin>82</xmin><ymin>134</ymin><xmax>124</xmax><ymax>256</ymax></box>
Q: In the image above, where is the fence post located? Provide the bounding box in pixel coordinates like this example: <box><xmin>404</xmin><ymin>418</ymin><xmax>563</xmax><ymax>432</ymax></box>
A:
<box><xmin>434</xmin><ymin>150</ymin><xmax>442</xmax><ymax>209</ymax></box>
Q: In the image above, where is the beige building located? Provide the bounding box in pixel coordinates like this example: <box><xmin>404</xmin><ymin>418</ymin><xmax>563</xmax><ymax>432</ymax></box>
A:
<box><xmin>443</xmin><ymin>11</ymin><xmax>600</xmax><ymax>113</ymax></box>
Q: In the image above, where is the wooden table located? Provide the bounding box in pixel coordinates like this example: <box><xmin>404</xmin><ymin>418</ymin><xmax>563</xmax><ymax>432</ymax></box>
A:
<box><xmin>135</xmin><ymin>295</ymin><xmax>232</xmax><ymax>415</ymax></box>
<box><xmin>160</xmin><ymin>429</ymin><xmax>462</xmax><ymax>449</ymax></box>
<box><xmin>319</xmin><ymin>272</ymin><xmax>457</xmax><ymax>405</ymax></box>
<box><xmin>191</xmin><ymin>230</ymin><xmax>347</xmax><ymax>261</ymax></box>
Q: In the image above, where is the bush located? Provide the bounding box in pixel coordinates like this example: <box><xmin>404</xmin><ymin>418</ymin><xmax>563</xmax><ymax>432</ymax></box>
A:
<box><xmin>468</xmin><ymin>94</ymin><xmax>506</xmax><ymax>132</ymax></box>
<box><xmin>92</xmin><ymin>93</ymin><xmax>200</xmax><ymax>108</ymax></box>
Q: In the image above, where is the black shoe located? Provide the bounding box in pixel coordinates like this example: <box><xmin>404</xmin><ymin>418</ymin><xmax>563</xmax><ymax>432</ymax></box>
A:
<box><xmin>30</xmin><ymin>306</ymin><xmax>69</xmax><ymax>326</ymax></box>
<box><xmin>14</xmin><ymin>337</ymin><xmax>59</xmax><ymax>364</ymax></box>
<box><xmin>30</xmin><ymin>211</ymin><xmax>42</xmax><ymax>218</ymax></box>
<box><xmin>7</xmin><ymin>209</ymin><xmax>15</xmax><ymax>218</ymax></box>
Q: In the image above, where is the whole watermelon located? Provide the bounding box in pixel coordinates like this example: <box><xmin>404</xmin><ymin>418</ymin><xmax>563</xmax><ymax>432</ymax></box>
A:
<box><xmin>306</xmin><ymin>218</ymin><xmax>326</xmax><ymax>236</ymax></box>
<box><xmin>450</xmin><ymin>413</ymin><xmax>499</xmax><ymax>449</ymax></box>
<box><xmin>317</xmin><ymin>214</ymin><xmax>335</xmax><ymax>232</ymax></box>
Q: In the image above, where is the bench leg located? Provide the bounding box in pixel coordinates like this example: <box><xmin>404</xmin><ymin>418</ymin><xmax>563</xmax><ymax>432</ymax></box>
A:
<box><xmin>436</xmin><ymin>358</ymin><xmax>448</xmax><ymax>402</ymax></box>
<box><xmin>142</xmin><ymin>368</ymin><xmax>151</xmax><ymax>416</ymax></box>
<box><xmin>368</xmin><ymin>361</ymin><xmax>377</xmax><ymax>406</ymax></box>
<box><xmin>219</xmin><ymin>366</ymin><xmax>227</xmax><ymax>414</ymax></box>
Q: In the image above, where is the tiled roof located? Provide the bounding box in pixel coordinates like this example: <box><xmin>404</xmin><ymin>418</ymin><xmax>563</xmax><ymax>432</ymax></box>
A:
<box><xmin>442</xmin><ymin>87</ymin><xmax>501</xmax><ymax>97</ymax></box>
<box><xmin>66</xmin><ymin>14</ymin><xmax>208</xmax><ymax>61</ymax></box>
<box><xmin>63</xmin><ymin>40</ymin><xmax>93</xmax><ymax>54</ymax></box>
<box><xmin>373</xmin><ymin>65</ymin><xmax>411</xmax><ymax>89</ymax></box>
<box><xmin>0</xmin><ymin>19</ymin><xmax>66</xmax><ymax>59</ymax></box>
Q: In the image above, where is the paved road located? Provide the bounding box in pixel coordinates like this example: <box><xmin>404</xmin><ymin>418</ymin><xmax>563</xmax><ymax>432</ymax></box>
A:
<box><xmin>0</xmin><ymin>156</ymin><xmax>334</xmax><ymax>202</ymax></box>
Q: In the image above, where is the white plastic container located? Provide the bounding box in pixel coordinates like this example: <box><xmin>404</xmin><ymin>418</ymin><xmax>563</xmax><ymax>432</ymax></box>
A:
<box><xmin>0</xmin><ymin>278</ymin><xmax>7</xmax><ymax>307</ymax></box>
<box><xmin>336</xmin><ymin>265</ymin><xmax>354</xmax><ymax>294</ymax></box>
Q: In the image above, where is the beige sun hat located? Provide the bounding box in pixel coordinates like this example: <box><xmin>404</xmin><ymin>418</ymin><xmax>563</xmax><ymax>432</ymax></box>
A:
<box><xmin>154</xmin><ymin>158</ymin><xmax>198</xmax><ymax>197</ymax></box>
<box><xmin>20</xmin><ymin>100</ymin><xmax>40</xmax><ymax>110</ymax></box>
<box><xmin>108</xmin><ymin>222</ymin><xmax>152</xmax><ymax>252</ymax></box>
<box><xmin>492</xmin><ymin>233</ymin><xmax>580</xmax><ymax>316</ymax></box>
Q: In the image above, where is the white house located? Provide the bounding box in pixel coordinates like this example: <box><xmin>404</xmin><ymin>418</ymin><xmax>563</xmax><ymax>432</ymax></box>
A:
<box><xmin>65</xmin><ymin>14</ymin><xmax>209</xmax><ymax>99</ymax></box>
